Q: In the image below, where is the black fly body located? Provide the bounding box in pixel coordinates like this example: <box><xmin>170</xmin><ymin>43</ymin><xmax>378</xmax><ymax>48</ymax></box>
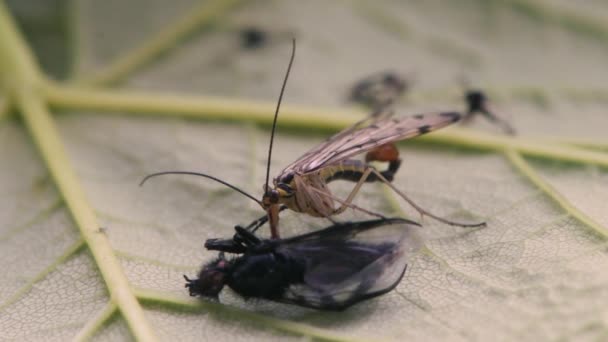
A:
<box><xmin>185</xmin><ymin>217</ymin><xmax>422</xmax><ymax>311</ymax></box>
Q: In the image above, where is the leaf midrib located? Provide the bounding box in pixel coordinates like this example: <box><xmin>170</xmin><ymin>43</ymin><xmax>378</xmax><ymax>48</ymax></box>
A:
<box><xmin>0</xmin><ymin>2</ymin><xmax>158</xmax><ymax>341</ymax></box>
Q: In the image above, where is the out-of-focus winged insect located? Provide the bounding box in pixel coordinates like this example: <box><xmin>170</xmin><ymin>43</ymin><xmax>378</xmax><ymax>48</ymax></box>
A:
<box><xmin>464</xmin><ymin>89</ymin><xmax>516</xmax><ymax>135</ymax></box>
<box><xmin>349</xmin><ymin>71</ymin><xmax>409</xmax><ymax>109</ymax></box>
<box><xmin>240</xmin><ymin>27</ymin><xmax>268</xmax><ymax>50</ymax></box>
<box><xmin>140</xmin><ymin>40</ymin><xmax>484</xmax><ymax>239</ymax></box>
<box><xmin>185</xmin><ymin>217</ymin><xmax>422</xmax><ymax>311</ymax></box>
<box><xmin>239</xmin><ymin>26</ymin><xmax>294</xmax><ymax>51</ymax></box>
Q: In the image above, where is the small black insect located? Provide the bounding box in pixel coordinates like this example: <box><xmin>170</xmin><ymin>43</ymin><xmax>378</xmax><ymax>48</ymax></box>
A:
<box><xmin>465</xmin><ymin>89</ymin><xmax>516</xmax><ymax>135</ymax></box>
<box><xmin>185</xmin><ymin>217</ymin><xmax>422</xmax><ymax>311</ymax></box>
<box><xmin>240</xmin><ymin>27</ymin><xmax>267</xmax><ymax>50</ymax></box>
<box><xmin>349</xmin><ymin>71</ymin><xmax>409</xmax><ymax>109</ymax></box>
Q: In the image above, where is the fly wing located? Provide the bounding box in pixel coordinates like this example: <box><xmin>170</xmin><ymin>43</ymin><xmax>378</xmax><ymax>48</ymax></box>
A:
<box><xmin>275</xmin><ymin>218</ymin><xmax>422</xmax><ymax>310</ymax></box>
<box><xmin>280</xmin><ymin>107</ymin><xmax>394</xmax><ymax>177</ymax></box>
<box><xmin>281</xmin><ymin>111</ymin><xmax>460</xmax><ymax>175</ymax></box>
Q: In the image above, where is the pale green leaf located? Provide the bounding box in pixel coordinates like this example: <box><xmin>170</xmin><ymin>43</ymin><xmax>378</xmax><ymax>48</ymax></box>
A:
<box><xmin>1</xmin><ymin>0</ymin><xmax>608</xmax><ymax>341</ymax></box>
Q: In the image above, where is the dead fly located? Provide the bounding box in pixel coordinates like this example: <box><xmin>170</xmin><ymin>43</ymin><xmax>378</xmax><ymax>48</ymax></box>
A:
<box><xmin>349</xmin><ymin>71</ymin><xmax>409</xmax><ymax>109</ymax></box>
<box><xmin>185</xmin><ymin>217</ymin><xmax>422</xmax><ymax>311</ymax></box>
<box><xmin>140</xmin><ymin>40</ymin><xmax>484</xmax><ymax>239</ymax></box>
<box><xmin>464</xmin><ymin>89</ymin><xmax>516</xmax><ymax>135</ymax></box>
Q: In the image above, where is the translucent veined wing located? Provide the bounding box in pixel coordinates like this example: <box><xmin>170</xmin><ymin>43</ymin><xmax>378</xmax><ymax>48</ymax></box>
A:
<box><xmin>279</xmin><ymin>111</ymin><xmax>461</xmax><ymax>176</ymax></box>
<box><xmin>279</xmin><ymin>107</ymin><xmax>394</xmax><ymax>177</ymax></box>
<box><xmin>273</xmin><ymin>218</ymin><xmax>422</xmax><ymax>310</ymax></box>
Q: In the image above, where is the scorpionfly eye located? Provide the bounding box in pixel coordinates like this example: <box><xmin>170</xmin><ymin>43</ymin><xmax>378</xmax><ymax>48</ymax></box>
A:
<box><xmin>262</xmin><ymin>188</ymin><xmax>280</xmax><ymax>207</ymax></box>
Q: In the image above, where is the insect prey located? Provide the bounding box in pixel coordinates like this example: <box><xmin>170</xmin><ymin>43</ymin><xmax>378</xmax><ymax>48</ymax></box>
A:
<box><xmin>464</xmin><ymin>89</ymin><xmax>516</xmax><ymax>135</ymax></box>
<box><xmin>185</xmin><ymin>217</ymin><xmax>422</xmax><ymax>311</ymax></box>
<box><xmin>140</xmin><ymin>39</ymin><xmax>485</xmax><ymax>240</ymax></box>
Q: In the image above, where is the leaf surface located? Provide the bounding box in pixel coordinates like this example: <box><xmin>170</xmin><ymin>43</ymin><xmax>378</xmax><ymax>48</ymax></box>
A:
<box><xmin>1</xmin><ymin>0</ymin><xmax>608</xmax><ymax>341</ymax></box>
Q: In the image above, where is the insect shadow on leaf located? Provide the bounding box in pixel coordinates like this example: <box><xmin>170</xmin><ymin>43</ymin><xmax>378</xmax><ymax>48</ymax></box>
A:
<box><xmin>140</xmin><ymin>39</ymin><xmax>486</xmax><ymax>239</ymax></box>
<box><xmin>185</xmin><ymin>217</ymin><xmax>423</xmax><ymax>311</ymax></box>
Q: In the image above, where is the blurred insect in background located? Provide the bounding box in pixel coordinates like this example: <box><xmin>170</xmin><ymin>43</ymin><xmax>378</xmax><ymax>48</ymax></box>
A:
<box><xmin>463</xmin><ymin>89</ymin><xmax>516</xmax><ymax>135</ymax></box>
<box><xmin>186</xmin><ymin>217</ymin><xmax>422</xmax><ymax>310</ymax></box>
<box><xmin>141</xmin><ymin>40</ymin><xmax>485</xmax><ymax>239</ymax></box>
<box><xmin>349</xmin><ymin>71</ymin><xmax>409</xmax><ymax>110</ymax></box>
<box><xmin>238</xmin><ymin>26</ymin><xmax>295</xmax><ymax>51</ymax></box>
<box><xmin>240</xmin><ymin>26</ymin><xmax>267</xmax><ymax>49</ymax></box>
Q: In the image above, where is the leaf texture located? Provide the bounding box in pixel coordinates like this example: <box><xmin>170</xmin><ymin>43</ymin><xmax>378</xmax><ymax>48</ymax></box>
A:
<box><xmin>1</xmin><ymin>0</ymin><xmax>608</xmax><ymax>341</ymax></box>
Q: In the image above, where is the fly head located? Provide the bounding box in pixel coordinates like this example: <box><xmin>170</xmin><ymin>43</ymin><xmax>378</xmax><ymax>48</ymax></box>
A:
<box><xmin>184</xmin><ymin>254</ymin><xmax>231</xmax><ymax>298</ymax></box>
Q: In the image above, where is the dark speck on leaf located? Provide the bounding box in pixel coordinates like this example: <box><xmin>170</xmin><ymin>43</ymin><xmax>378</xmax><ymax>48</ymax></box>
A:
<box><xmin>241</xmin><ymin>27</ymin><xmax>267</xmax><ymax>49</ymax></box>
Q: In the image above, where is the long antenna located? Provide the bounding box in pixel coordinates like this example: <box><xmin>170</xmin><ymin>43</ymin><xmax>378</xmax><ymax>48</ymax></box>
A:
<box><xmin>264</xmin><ymin>39</ymin><xmax>296</xmax><ymax>192</ymax></box>
<box><xmin>140</xmin><ymin>171</ymin><xmax>263</xmax><ymax>206</ymax></box>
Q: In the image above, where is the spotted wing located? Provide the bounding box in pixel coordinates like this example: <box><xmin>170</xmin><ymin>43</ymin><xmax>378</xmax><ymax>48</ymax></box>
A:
<box><xmin>274</xmin><ymin>218</ymin><xmax>422</xmax><ymax>310</ymax></box>
<box><xmin>280</xmin><ymin>111</ymin><xmax>461</xmax><ymax>176</ymax></box>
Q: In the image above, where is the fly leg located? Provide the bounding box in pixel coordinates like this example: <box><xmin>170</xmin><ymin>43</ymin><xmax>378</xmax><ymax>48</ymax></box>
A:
<box><xmin>483</xmin><ymin>113</ymin><xmax>516</xmax><ymax>135</ymax></box>
<box><xmin>328</xmin><ymin>167</ymin><xmax>374</xmax><ymax>216</ymax></box>
<box><xmin>325</xmin><ymin>142</ymin><xmax>400</xmax><ymax>216</ymax></box>
<box><xmin>466</xmin><ymin>90</ymin><xmax>515</xmax><ymax>135</ymax></box>
<box><xmin>314</xmin><ymin>143</ymin><xmax>399</xmax><ymax>217</ymax></box>
<box><xmin>323</xmin><ymin>165</ymin><xmax>485</xmax><ymax>227</ymax></box>
<box><xmin>369</xmin><ymin>168</ymin><xmax>486</xmax><ymax>227</ymax></box>
<box><xmin>312</xmin><ymin>167</ymin><xmax>386</xmax><ymax>219</ymax></box>
<box><xmin>244</xmin><ymin>205</ymin><xmax>288</xmax><ymax>234</ymax></box>
<box><xmin>321</xmin><ymin>145</ymin><xmax>484</xmax><ymax>226</ymax></box>
<box><xmin>205</xmin><ymin>206</ymin><xmax>289</xmax><ymax>252</ymax></box>
<box><xmin>476</xmin><ymin>107</ymin><xmax>516</xmax><ymax>135</ymax></box>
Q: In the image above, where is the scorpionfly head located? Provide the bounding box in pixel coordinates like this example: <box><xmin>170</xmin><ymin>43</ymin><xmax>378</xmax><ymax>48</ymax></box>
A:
<box><xmin>261</xmin><ymin>187</ymin><xmax>280</xmax><ymax>208</ymax></box>
<box><xmin>262</xmin><ymin>182</ymin><xmax>294</xmax><ymax>206</ymax></box>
